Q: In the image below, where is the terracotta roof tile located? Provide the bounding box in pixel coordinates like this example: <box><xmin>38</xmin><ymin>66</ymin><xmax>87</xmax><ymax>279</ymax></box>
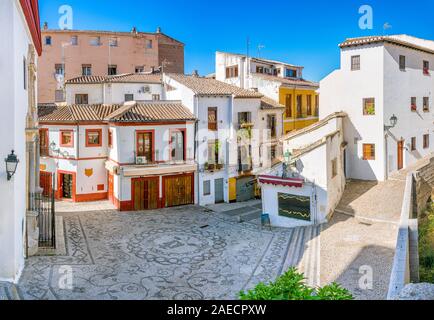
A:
<box><xmin>66</xmin><ymin>73</ymin><xmax>162</xmax><ymax>85</ymax></box>
<box><xmin>261</xmin><ymin>97</ymin><xmax>285</xmax><ymax>110</ymax></box>
<box><xmin>166</xmin><ymin>74</ymin><xmax>263</xmax><ymax>98</ymax></box>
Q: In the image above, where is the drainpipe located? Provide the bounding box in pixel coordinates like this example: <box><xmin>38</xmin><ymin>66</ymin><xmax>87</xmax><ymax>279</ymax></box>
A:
<box><xmin>195</xmin><ymin>96</ymin><xmax>200</xmax><ymax>205</ymax></box>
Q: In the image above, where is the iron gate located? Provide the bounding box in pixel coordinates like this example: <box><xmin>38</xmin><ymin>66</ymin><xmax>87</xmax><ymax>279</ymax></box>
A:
<box><xmin>30</xmin><ymin>172</ymin><xmax>56</xmax><ymax>248</ymax></box>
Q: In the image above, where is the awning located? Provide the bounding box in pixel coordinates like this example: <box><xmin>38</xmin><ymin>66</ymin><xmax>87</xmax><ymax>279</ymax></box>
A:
<box><xmin>258</xmin><ymin>175</ymin><xmax>304</xmax><ymax>188</ymax></box>
<box><xmin>121</xmin><ymin>163</ymin><xmax>197</xmax><ymax>177</ymax></box>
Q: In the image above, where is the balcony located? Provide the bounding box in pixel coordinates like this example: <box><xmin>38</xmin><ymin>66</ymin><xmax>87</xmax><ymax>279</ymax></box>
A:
<box><xmin>204</xmin><ymin>162</ymin><xmax>225</xmax><ymax>172</ymax></box>
<box><xmin>106</xmin><ymin>159</ymin><xmax>196</xmax><ymax>177</ymax></box>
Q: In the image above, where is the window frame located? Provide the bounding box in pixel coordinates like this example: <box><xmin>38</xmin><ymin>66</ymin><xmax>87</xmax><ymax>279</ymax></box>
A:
<box><xmin>423</xmin><ymin>60</ymin><xmax>430</xmax><ymax>75</ymax></box>
<box><xmin>362</xmin><ymin>144</ymin><xmax>376</xmax><ymax>160</ymax></box>
<box><xmin>423</xmin><ymin>97</ymin><xmax>430</xmax><ymax>112</ymax></box>
<box><xmin>85</xmin><ymin>129</ymin><xmax>103</xmax><ymax>148</ymax></box>
<box><xmin>135</xmin><ymin>130</ymin><xmax>155</xmax><ymax>162</ymax></box>
<box><xmin>351</xmin><ymin>55</ymin><xmax>361</xmax><ymax>71</ymax></box>
<box><xmin>75</xmin><ymin>94</ymin><xmax>89</xmax><ymax>104</ymax></box>
<box><xmin>411</xmin><ymin>137</ymin><xmax>417</xmax><ymax>151</ymax></box>
<box><xmin>225</xmin><ymin>65</ymin><xmax>239</xmax><ymax>79</ymax></box>
<box><xmin>423</xmin><ymin>134</ymin><xmax>430</xmax><ymax>149</ymax></box>
<box><xmin>60</xmin><ymin>130</ymin><xmax>74</xmax><ymax>148</ymax></box>
<box><xmin>285</xmin><ymin>94</ymin><xmax>292</xmax><ymax>118</ymax></box>
<box><xmin>203</xmin><ymin>180</ymin><xmax>211</xmax><ymax>196</ymax></box>
<box><xmin>169</xmin><ymin>128</ymin><xmax>186</xmax><ymax>162</ymax></box>
<box><xmin>124</xmin><ymin>94</ymin><xmax>134</xmax><ymax>102</ymax></box>
<box><xmin>363</xmin><ymin>98</ymin><xmax>376</xmax><ymax>115</ymax></box>
<box><xmin>399</xmin><ymin>55</ymin><xmax>406</xmax><ymax>70</ymax></box>
<box><xmin>108</xmin><ymin>64</ymin><xmax>117</xmax><ymax>76</ymax></box>
<box><xmin>306</xmin><ymin>95</ymin><xmax>312</xmax><ymax>116</ymax></box>
<box><xmin>45</xmin><ymin>36</ymin><xmax>52</xmax><ymax>46</ymax></box>
<box><xmin>208</xmin><ymin>107</ymin><xmax>218</xmax><ymax>131</ymax></box>
<box><xmin>71</xmin><ymin>35</ymin><xmax>78</xmax><ymax>46</ymax></box>
<box><xmin>82</xmin><ymin>64</ymin><xmax>92</xmax><ymax>76</ymax></box>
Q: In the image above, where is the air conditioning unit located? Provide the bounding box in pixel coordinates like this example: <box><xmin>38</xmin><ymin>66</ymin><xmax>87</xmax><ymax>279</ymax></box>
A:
<box><xmin>136</xmin><ymin>156</ymin><xmax>148</xmax><ymax>165</ymax></box>
<box><xmin>141</xmin><ymin>86</ymin><xmax>151</xmax><ymax>93</ymax></box>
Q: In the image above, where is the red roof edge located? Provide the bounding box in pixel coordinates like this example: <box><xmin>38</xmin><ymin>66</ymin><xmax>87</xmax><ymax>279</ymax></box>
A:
<box><xmin>258</xmin><ymin>175</ymin><xmax>304</xmax><ymax>188</ymax></box>
<box><xmin>20</xmin><ymin>0</ymin><xmax>42</xmax><ymax>56</ymax></box>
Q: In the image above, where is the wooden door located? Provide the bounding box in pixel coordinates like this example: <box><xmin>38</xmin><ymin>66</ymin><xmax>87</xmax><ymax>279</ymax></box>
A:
<box><xmin>62</xmin><ymin>174</ymin><xmax>73</xmax><ymax>199</ymax></box>
<box><xmin>108</xmin><ymin>174</ymin><xmax>114</xmax><ymax>203</ymax></box>
<box><xmin>397</xmin><ymin>140</ymin><xmax>404</xmax><ymax>170</ymax></box>
<box><xmin>40</xmin><ymin>171</ymin><xmax>53</xmax><ymax>197</ymax></box>
<box><xmin>164</xmin><ymin>174</ymin><xmax>193</xmax><ymax>207</ymax></box>
<box><xmin>133</xmin><ymin>178</ymin><xmax>159</xmax><ymax>211</ymax></box>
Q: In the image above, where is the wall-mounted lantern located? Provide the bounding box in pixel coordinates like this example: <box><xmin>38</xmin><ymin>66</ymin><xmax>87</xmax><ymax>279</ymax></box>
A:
<box><xmin>5</xmin><ymin>150</ymin><xmax>19</xmax><ymax>181</ymax></box>
<box><xmin>384</xmin><ymin>114</ymin><xmax>398</xmax><ymax>130</ymax></box>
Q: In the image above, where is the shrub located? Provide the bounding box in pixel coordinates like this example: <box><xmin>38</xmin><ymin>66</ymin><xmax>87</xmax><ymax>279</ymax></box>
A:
<box><xmin>239</xmin><ymin>268</ymin><xmax>353</xmax><ymax>301</ymax></box>
<box><xmin>419</xmin><ymin>203</ymin><xmax>434</xmax><ymax>283</ymax></box>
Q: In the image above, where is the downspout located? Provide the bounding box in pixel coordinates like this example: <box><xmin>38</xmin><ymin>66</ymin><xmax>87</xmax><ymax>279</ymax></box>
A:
<box><xmin>195</xmin><ymin>96</ymin><xmax>200</xmax><ymax>205</ymax></box>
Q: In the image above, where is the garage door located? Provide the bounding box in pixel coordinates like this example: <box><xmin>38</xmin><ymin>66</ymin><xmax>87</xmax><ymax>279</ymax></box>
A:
<box><xmin>278</xmin><ymin>193</ymin><xmax>311</xmax><ymax>221</ymax></box>
<box><xmin>236</xmin><ymin>176</ymin><xmax>255</xmax><ymax>202</ymax></box>
<box><xmin>164</xmin><ymin>174</ymin><xmax>194</xmax><ymax>207</ymax></box>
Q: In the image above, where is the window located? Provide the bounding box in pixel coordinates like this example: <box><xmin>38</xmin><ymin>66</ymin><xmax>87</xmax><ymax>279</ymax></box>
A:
<box><xmin>315</xmin><ymin>95</ymin><xmax>319</xmax><ymax>116</ymax></box>
<box><xmin>108</xmin><ymin>65</ymin><xmax>117</xmax><ymax>75</ymax></box>
<box><xmin>363</xmin><ymin>98</ymin><xmax>375</xmax><ymax>115</ymax></box>
<box><xmin>171</xmin><ymin>130</ymin><xmax>185</xmax><ymax>161</ymax></box>
<box><xmin>45</xmin><ymin>36</ymin><xmax>52</xmax><ymax>45</ymax></box>
<box><xmin>362</xmin><ymin>144</ymin><xmax>375</xmax><ymax>160</ymax></box>
<box><xmin>307</xmin><ymin>95</ymin><xmax>312</xmax><ymax>116</ymax></box>
<box><xmin>71</xmin><ymin>36</ymin><xmax>78</xmax><ymax>46</ymax></box>
<box><xmin>108</xmin><ymin>130</ymin><xmax>113</xmax><ymax>148</ymax></box>
<box><xmin>55</xmin><ymin>63</ymin><xmax>64</xmax><ymax>76</ymax></box>
<box><xmin>238</xmin><ymin>112</ymin><xmax>251</xmax><ymax>126</ymax></box>
<box><xmin>146</xmin><ymin>39</ymin><xmax>153</xmax><ymax>49</ymax></box>
<box><xmin>285</xmin><ymin>69</ymin><xmax>297</xmax><ymax>78</ymax></box>
<box><xmin>285</xmin><ymin>94</ymin><xmax>292</xmax><ymax>118</ymax></box>
<box><xmin>55</xmin><ymin>90</ymin><xmax>65</xmax><ymax>102</ymax></box>
<box><xmin>296</xmin><ymin>95</ymin><xmax>302</xmax><ymax>118</ymax></box>
<box><xmin>208</xmin><ymin>107</ymin><xmax>218</xmax><ymax>131</ymax></box>
<box><xmin>23</xmin><ymin>57</ymin><xmax>27</xmax><ymax>90</ymax></box>
<box><xmin>203</xmin><ymin>181</ymin><xmax>211</xmax><ymax>196</ymax></box>
<box><xmin>411</xmin><ymin>97</ymin><xmax>417</xmax><ymax>111</ymax></box>
<box><xmin>399</xmin><ymin>55</ymin><xmax>406</xmax><ymax>70</ymax></box>
<box><xmin>207</xmin><ymin>140</ymin><xmax>219</xmax><ymax>165</ymax></box>
<box><xmin>411</xmin><ymin>137</ymin><xmax>416</xmax><ymax>151</ymax></box>
<box><xmin>109</xmin><ymin>38</ymin><xmax>118</xmax><ymax>47</ymax></box>
<box><xmin>423</xmin><ymin>134</ymin><xmax>430</xmax><ymax>149</ymax></box>
<box><xmin>423</xmin><ymin>60</ymin><xmax>430</xmax><ymax>75</ymax></box>
<box><xmin>256</xmin><ymin>66</ymin><xmax>264</xmax><ymax>74</ymax></box>
<box><xmin>270</xmin><ymin>145</ymin><xmax>277</xmax><ymax>162</ymax></box>
<box><xmin>267</xmin><ymin>114</ymin><xmax>277</xmax><ymax>138</ymax></box>
<box><xmin>125</xmin><ymin>94</ymin><xmax>134</xmax><ymax>102</ymax></box>
<box><xmin>60</xmin><ymin>130</ymin><xmax>74</xmax><ymax>147</ymax></box>
<box><xmin>225</xmin><ymin>65</ymin><xmax>239</xmax><ymax>79</ymax></box>
<box><xmin>152</xmin><ymin>94</ymin><xmax>160</xmax><ymax>101</ymax></box>
<box><xmin>82</xmin><ymin>64</ymin><xmax>92</xmax><ymax>76</ymax></box>
<box><xmin>136</xmin><ymin>131</ymin><xmax>153</xmax><ymax>161</ymax></box>
<box><xmin>90</xmin><ymin>36</ymin><xmax>101</xmax><ymax>46</ymax></box>
<box><xmin>135</xmin><ymin>66</ymin><xmax>144</xmax><ymax>73</ymax></box>
<box><xmin>39</xmin><ymin>129</ymin><xmax>49</xmax><ymax>157</ymax></box>
<box><xmin>86</xmin><ymin>129</ymin><xmax>102</xmax><ymax>147</ymax></box>
<box><xmin>423</xmin><ymin>97</ymin><xmax>429</xmax><ymax>112</ymax></box>
<box><xmin>351</xmin><ymin>55</ymin><xmax>360</xmax><ymax>71</ymax></box>
<box><xmin>331</xmin><ymin>158</ymin><xmax>338</xmax><ymax>178</ymax></box>
<box><xmin>75</xmin><ymin>94</ymin><xmax>88</xmax><ymax>104</ymax></box>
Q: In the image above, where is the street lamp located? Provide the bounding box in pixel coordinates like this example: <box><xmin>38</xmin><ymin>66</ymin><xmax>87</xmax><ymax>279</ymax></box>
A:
<box><xmin>282</xmin><ymin>150</ymin><xmax>293</xmax><ymax>178</ymax></box>
<box><xmin>384</xmin><ymin>114</ymin><xmax>398</xmax><ymax>130</ymax></box>
<box><xmin>5</xmin><ymin>150</ymin><xmax>19</xmax><ymax>181</ymax></box>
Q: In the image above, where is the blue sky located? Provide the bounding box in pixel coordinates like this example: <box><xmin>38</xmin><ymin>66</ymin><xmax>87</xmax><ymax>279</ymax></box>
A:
<box><xmin>39</xmin><ymin>0</ymin><xmax>434</xmax><ymax>81</ymax></box>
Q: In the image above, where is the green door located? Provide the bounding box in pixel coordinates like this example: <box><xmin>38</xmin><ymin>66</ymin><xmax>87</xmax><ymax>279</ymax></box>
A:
<box><xmin>214</xmin><ymin>178</ymin><xmax>224</xmax><ymax>203</ymax></box>
<box><xmin>236</xmin><ymin>176</ymin><xmax>255</xmax><ymax>202</ymax></box>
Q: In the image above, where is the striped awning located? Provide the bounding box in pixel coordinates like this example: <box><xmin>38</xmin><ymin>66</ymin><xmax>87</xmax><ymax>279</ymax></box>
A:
<box><xmin>258</xmin><ymin>175</ymin><xmax>304</xmax><ymax>188</ymax></box>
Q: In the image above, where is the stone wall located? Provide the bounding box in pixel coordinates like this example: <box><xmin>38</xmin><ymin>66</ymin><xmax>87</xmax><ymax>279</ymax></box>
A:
<box><xmin>414</xmin><ymin>157</ymin><xmax>434</xmax><ymax>216</ymax></box>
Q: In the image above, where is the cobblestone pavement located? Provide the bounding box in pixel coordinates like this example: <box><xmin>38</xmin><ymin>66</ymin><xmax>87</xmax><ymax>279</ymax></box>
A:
<box><xmin>0</xmin><ymin>204</ymin><xmax>308</xmax><ymax>300</ymax></box>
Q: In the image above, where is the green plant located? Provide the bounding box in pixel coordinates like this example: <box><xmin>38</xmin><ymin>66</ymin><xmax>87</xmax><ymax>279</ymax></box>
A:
<box><xmin>239</xmin><ymin>268</ymin><xmax>353</xmax><ymax>301</ymax></box>
<box><xmin>419</xmin><ymin>203</ymin><xmax>434</xmax><ymax>283</ymax></box>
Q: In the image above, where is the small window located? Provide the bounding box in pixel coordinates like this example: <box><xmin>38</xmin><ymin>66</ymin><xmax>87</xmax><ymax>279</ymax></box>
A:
<box><xmin>75</xmin><ymin>94</ymin><xmax>88</xmax><ymax>104</ymax></box>
<box><xmin>60</xmin><ymin>130</ymin><xmax>74</xmax><ymax>147</ymax></box>
<box><xmin>55</xmin><ymin>63</ymin><xmax>64</xmax><ymax>76</ymax></box>
<box><xmin>208</xmin><ymin>107</ymin><xmax>218</xmax><ymax>131</ymax></box>
<box><xmin>146</xmin><ymin>39</ymin><xmax>153</xmax><ymax>49</ymax></box>
<box><xmin>109</xmin><ymin>38</ymin><xmax>118</xmax><ymax>47</ymax></box>
<box><xmin>90</xmin><ymin>36</ymin><xmax>101</xmax><ymax>46</ymax></box>
<box><xmin>55</xmin><ymin>90</ymin><xmax>65</xmax><ymax>102</ymax></box>
<box><xmin>363</xmin><ymin>98</ymin><xmax>375</xmax><ymax>115</ymax></box>
<box><xmin>82</xmin><ymin>64</ymin><xmax>92</xmax><ymax>76</ymax></box>
<box><xmin>108</xmin><ymin>130</ymin><xmax>113</xmax><ymax>148</ymax></box>
<box><xmin>285</xmin><ymin>94</ymin><xmax>292</xmax><ymax>118</ymax></box>
<box><xmin>108</xmin><ymin>65</ymin><xmax>117</xmax><ymax>75</ymax></box>
<box><xmin>285</xmin><ymin>69</ymin><xmax>297</xmax><ymax>78</ymax></box>
<box><xmin>331</xmin><ymin>158</ymin><xmax>338</xmax><ymax>178</ymax></box>
<box><xmin>411</xmin><ymin>97</ymin><xmax>417</xmax><ymax>110</ymax></box>
<box><xmin>423</xmin><ymin>134</ymin><xmax>430</xmax><ymax>149</ymax></box>
<box><xmin>363</xmin><ymin>144</ymin><xmax>375</xmax><ymax>160</ymax></box>
<box><xmin>270</xmin><ymin>145</ymin><xmax>277</xmax><ymax>162</ymax></box>
<box><xmin>238</xmin><ymin>112</ymin><xmax>252</xmax><ymax>126</ymax></box>
<box><xmin>423</xmin><ymin>60</ymin><xmax>430</xmax><ymax>75</ymax></box>
<box><xmin>45</xmin><ymin>36</ymin><xmax>52</xmax><ymax>45</ymax></box>
<box><xmin>411</xmin><ymin>137</ymin><xmax>416</xmax><ymax>151</ymax></box>
<box><xmin>86</xmin><ymin>129</ymin><xmax>102</xmax><ymax>147</ymax></box>
<box><xmin>267</xmin><ymin>114</ymin><xmax>277</xmax><ymax>138</ymax></box>
<box><xmin>351</xmin><ymin>55</ymin><xmax>360</xmax><ymax>71</ymax></box>
<box><xmin>423</xmin><ymin>97</ymin><xmax>429</xmax><ymax>112</ymax></box>
<box><xmin>125</xmin><ymin>94</ymin><xmax>134</xmax><ymax>102</ymax></box>
<box><xmin>152</xmin><ymin>94</ymin><xmax>160</xmax><ymax>101</ymax></box>
<box><xmin>225</xmin><ymin>65</ymin><xmax>239</xmax><ymax>79</ymax></box>
<box><xmin>203</xmin><ymin>180</ymin><xmax>211</xmax><ymax>196</ymax></box>
<box><xmin>135</xmin><ymin>66</ymin><xmax>144</xmax><ymax>73</ymax></box>
<box><xmin>399</xmin><ymin>55</ymin><xmax>406</xmax><ymax>70</ymax></box>
<box><xmin>71</xmin><ymin>36</ymin><xmax>78</xmax><ymax>46</ymax></box>
<box><xmin>256</xmin><ymin>66</ymin><xmax>264</xmax><ymax>74</ymax></box>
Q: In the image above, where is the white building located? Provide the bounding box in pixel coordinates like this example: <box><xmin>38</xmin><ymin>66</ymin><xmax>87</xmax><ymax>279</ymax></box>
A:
<box><xmin>0</xmin><ymin>0</ymin><xmax>41</xmax><ymax>282</ymax></box>
<box><xmin>38</xmin><ymin>101</ymin><xmax>197</xmax><ymax>210</ymax></box>
<box><xmin>321</xmin><ymin>35</ymin><xmax>434</xmax><ymax>181</ymax></box>
<box><xmin>163</xmin><ymin>74</ymin><xmax>284</xmax><ymax>205</ymax></box>
<box><xmin>65</xmin><ymin>73</ymin><xmax>164</xmax><ymax>105</ymax></box>
<box><xmin>259</xmin><ymin>112</ymin><xmax>347</xmax><ymax>228</ymax></box>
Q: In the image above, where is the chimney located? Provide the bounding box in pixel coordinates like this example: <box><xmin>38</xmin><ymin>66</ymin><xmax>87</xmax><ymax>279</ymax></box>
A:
<box><xmin>43</xmin><ymin>22</ymin><xmax>48</xmax><ymax>30</ymax></box>
<box><xmin>192</xmin><ymin>70</ymin><xmax>199</xmax><ymax>77</ymax></box>
<box><xmin>156</xmin><ymin>26</ymin><xmax>162</xmax><ymax>33</ymax></box>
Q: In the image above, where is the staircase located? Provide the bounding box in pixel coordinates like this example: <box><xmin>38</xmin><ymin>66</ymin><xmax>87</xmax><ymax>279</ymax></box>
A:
<box><xmin>280</xmin><ymin>225</ymin><xmax>322</xmax><ymax>288</ymax></box>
